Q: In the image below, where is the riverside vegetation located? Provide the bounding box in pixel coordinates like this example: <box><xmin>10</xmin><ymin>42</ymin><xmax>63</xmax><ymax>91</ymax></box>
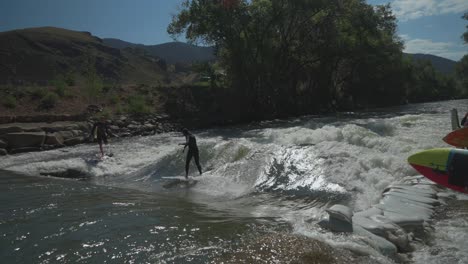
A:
<box><xmin>1</xmin><ymin>1</ymin><xmax>467</xmax><ymax>123</ymax></box>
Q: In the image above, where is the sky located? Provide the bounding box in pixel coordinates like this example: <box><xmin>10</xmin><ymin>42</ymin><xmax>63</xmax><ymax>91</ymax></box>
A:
<box><xmin>1</xmin><ymin>0</ymin><xmax>467</xmax><ymax>61</ymax></box>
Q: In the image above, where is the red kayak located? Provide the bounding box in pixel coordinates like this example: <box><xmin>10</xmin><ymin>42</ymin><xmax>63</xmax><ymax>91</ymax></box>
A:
<box><xmin>443</xmin><ymin>127</ymin><xmax>468</xmax><ymax>148</ymax></box>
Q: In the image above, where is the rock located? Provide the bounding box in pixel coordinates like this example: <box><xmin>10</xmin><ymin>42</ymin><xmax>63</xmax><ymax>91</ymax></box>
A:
<box><xmin>436</xmin><ymin>192</ymin><xmax>456</xmax><ymax>199</ymax></box>
<box><xmin>326</xmin><ymin>204</ymin><xmax>353</xmax><ymax>232</ymax></box>
<box><xmin>44</xmin><ymin>133</ymin><xmax>65</xmax><ymax>146</ymax></box>
<box><xmin>0</xmin><ymin>116</ymin><xmax>15</xmax><ymax>124</ymax></box>
<box><xmin>0</xmin><ymin>148</ymin><xmax>7</xmax><ymax>155</ymax></box>
<box><xmin>109</xmin><ymin>125</ymin><xmax>119</xmax><ymax>131</ymax></box>
<box><xmin>1</xmin><ymin>132</ymin><xmax>46</xmax><ymax>149</ymax></box>
<box><xmin>327</xmin><ymin>204</ymin><xmax>353</xmax><ymax>222</ymax></box>
<box><xmin>354</xmin><ymin>215</ymin><xmax>412</xmax><ymax>252</ymax></box>
<box><xmin>143</xmin><ymin>123</ymin><xmax>155</xmax><ymax>131</ymax></box>
<box><xmin>23</xmin><ymin>127</ymin><xmax>44</xmax><ymax>132</ymax></box>
<box><xmin>57</xmin><ymin>131</ymin><xmax>75</xmax><ymax>140</ymax></box>
<box><xmin>354</xmin><ymin>207</ymin><xmax>383</xmax><ymax>218</ymax></box>
<box><xmin>380</xmin><ymin>211</ymin><xmax>424</xmax><ymax>231</ymax></box>
<box><xmin>0</xmin><ymin>139</ymin><xmax>7</xmax><ymax>149</ymax></box>
<box><xmin>0</xmin><ymin>126</ymin><xmax>23</xmax><ymax>136</ymax></box>
<box><xmin>353</xmin><ymin>224</ymin><xmax>398</xmax><ymax>259</ymax></box>
<box><xmin>64</xmin><ymin>137</ymin><xmax>83</xmax><ymax>146</ymax></box>
<box><xmin>87</xmin><ymin>104</ymin><xmax>102</xmax><ymax>113</ymax></box>
<box><xmin>10</xmin><ymin>147</ymin><xmax>42</xmax><ymax>154</ymax></box>
<box><xmin>377</xmin><ymin>196</ymin><xmax>433</xmax><ymax>220</ymax></box>
<box><xmin>127</xmin><ymin>124</ymin><xmax>140</xmax><ymax>130</ymax></box>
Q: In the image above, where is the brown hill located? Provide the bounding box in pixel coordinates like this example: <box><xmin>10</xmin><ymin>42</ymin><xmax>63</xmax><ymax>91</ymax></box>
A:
<box><xmin>0</xmin><ymin>27</ymin><xmax>169</xmax><ymax>85</ymax></box>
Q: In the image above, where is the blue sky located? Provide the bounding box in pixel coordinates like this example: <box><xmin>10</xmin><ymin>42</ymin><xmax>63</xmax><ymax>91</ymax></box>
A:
<box><xmin>1</xmin><ymin>0</ymin><xmax>467</xmax><ymax>60</ymax></box>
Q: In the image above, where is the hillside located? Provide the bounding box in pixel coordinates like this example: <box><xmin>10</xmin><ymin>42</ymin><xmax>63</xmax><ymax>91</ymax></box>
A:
<box><xmin>0</xmin><ymin>27</ymin><xmax>169</xmax><ymax>85</ymax></box>
<box><xmin>405</xmin><ymin>53</ymin><xmax>457</xmax><ymax>75</ymax></box>
<box><xmin>103</xmin><ymin>39</ymin><xmax>215</xmax><ymax>64</ymax></box>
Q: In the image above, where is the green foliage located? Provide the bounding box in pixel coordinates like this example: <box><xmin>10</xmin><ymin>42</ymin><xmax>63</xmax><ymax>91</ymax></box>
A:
<box><xmin>64</xmin><ymin>71</ymin><xmax>76</xmax><ymax>86</ymax></box>
<box><xmin>39</xmin><ymin>92</ymin><xmax>59</xmax><ymax>110</ymax></box>
<box><xmin>2</xmin><ymin>95</ymin><xmax>17</xmax><ymax>109</ymax></box>
<box><xmin>127</xmin><ymin>95</ymin><xmax>152</xmax><ymax>115</ymax></box>
<box><xmin>96</xmin><ymin>109</ymin><xmax>112</xmax><ymax>120</ymax></box>
<box><xmin>168</xmin><ymin>0</ymin><xmax>412</xmax><ymax>117</ymax></box>
<box><xmin>28</xmin><ymin>86</ymin><xmax>47</xmax><ymax>100</ymax></box>
<box><xmin>108</xmin><ymin>93</ymin><xmax>120</xmax><ymax>105</ymax></box>
<box><xmin>52</xmin><ymin>77</ymin><xmax>68</xmax><ymax>97</ymax></box>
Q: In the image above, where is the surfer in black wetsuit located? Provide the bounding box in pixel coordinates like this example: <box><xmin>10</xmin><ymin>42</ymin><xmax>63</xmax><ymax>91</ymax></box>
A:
<box><xmin>90</xmin><ymin>116</ymin><xmax>113</xmax><ymax>158</ymax></box>
<box><xmin>180</xmin><ymin>128</ymin><xmax>202</xmax><ymax>179</ymax></box>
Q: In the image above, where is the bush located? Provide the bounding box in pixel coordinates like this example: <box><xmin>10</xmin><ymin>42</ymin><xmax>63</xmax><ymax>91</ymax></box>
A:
<box><xmin>29</xmin><ymin>87</ymin><xmax>47</xmax><ymax>100</ymax></box>
<box><xmin>108</xmin><ymin>93</ymin><xmax>120</xmax><ymax>105</ymax></box>
<box><xmin>2</xmin><ymin>95</ymin><xmax>17</xmax><ymax>109</ymax></box>
<box><xmin>53</xmin><ymin>79</ymin><xmax>68</xmax><ymax>97</ymax></box>
<box><xmin>127</xmin><ymin>95</ymin><xmax>152</xmax><ymax>115</ymax></box>
<box><xmin>40</xmin><ymin>92</ymin><xmax>59</xmax><ymax>110</ymax></box>
<box><xmin>64</xmin><ymin>72</ymin><xmax>76</xmax><ymax>86</ymax></box>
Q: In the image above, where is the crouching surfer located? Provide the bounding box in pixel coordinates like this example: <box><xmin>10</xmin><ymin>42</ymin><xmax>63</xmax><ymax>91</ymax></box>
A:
<box><xmin>179</xmin><ymin>128</ymin><xmax>202</xmax><ymax>179</ymax></box>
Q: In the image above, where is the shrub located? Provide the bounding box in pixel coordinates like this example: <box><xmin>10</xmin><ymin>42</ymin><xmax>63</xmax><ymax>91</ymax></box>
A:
<box><xmin>108</xmin><ymin>93</ymin><xmax>120</xmax><ymax>105</ymax></box>
<box><xmin>64</xmin><ymin>72</ymin><xmax>76</xmax><ymax>86</ymax></box>
<box><xmin>29</xmin><ymin>87</ymin><xmax>47</xmax><ymax>100</ymax></box>
<box><xmin>127</xmin><ymin>95</ymin><xmax>152</xmax><ymax>115</ymax></box>
<box><xmin>53</xmin><ymin>79</ymin><xmax>68</xmax><ymax>97</ymax></box>
<box><xmin>39</xmin><ymin>92</ymin><xmax>59</xmax><ymax>110</ymax></box>
<box><xmin>2</xmin><ymin>95</ymin><xmax>17</xmax><ymax>109</ymax></box>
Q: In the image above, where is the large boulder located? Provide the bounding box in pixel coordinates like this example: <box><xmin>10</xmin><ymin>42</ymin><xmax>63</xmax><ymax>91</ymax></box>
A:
<box><xmin>0</xmin><ymin>139</ymin><xmax>7</xmax><ymax>149</ymax></box>
<box><xmin>326</xmin><ymin>204</ymin><xmax>354</xmax><ymax>232</ymax></box>
<box><xmin>57</xmin><ymin>130</ymin><xmax>83</xmax><ymax>140</ymax></box>
<box><xmin>1</xmin><ymin>132</ymin><xmax>46</xmax><ymax>149</ymax></box>
<box><xmin>64</xmin><ymin>137</ymin><xmax>84</xmax><ymax>146</ymax></box>
<box><xmin>353</xmin><ymin>224</ymin><xmax>398</xmax><ymax>259</ymax></box>
<box><xmin>0</xmin><ymin>126</ymin><xmax>23</xmax><ymax>136</ymax></box>
<box><xmin>44</xmin><ymin>133</ymin><xmax>65</xmax><ymax>146</ymax></box>
<box><xmin>10</xmin><ymin>147</ymin><xmax>42</xmax><ymax>154</ymax></box>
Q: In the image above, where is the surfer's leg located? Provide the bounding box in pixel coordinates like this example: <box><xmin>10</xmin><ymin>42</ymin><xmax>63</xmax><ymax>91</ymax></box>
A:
<box><xmin>98</xmin><ymin>142</ymin><xmax>104</xmax><ymax>158</ymax></box>
<box><xmin>194</xmin><ymin>151</ymin><xmax>202</xmax><ymax>175</ymax></box>
<box><xmin>185</xmin><ymin>151</ymin><xmax>193</xmax><ymax>179</ymax></box>
<box><xmin>97</xmin><ymin>136</ymin><xmax>104</xmax><ymax>157</ymax></box>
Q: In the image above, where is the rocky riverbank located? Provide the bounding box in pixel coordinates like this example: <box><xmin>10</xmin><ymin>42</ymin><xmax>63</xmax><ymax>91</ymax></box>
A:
<box><xmin>319</xmin><ymin>175</ymin><xmax>451</xmax><ymax>263</ymax></box>
<box><xmin>0</xmin><ymin>114</ymin><xmax>183</xmax><ymax>156</ymax></box>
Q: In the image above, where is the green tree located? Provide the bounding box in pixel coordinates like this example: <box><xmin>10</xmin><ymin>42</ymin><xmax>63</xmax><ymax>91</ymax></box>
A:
<box><xmin>169</xmin><ymin>0</ymin><xmax>409</xmax><ymax>118</ymax></box>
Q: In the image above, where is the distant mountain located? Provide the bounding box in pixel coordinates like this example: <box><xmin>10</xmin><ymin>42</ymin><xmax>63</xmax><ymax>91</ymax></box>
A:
<box><xmin>0</xmin><ymin>27</ymin><xmax>168</xmax><ymax>84</ymax></box>
<box><xmin>103</xmin><ymin>38</ymin><xmax>215</xmax><ymax>64</ymax></box>
<box><xmin>405</xmin><ymin>53</ymin><xmax>457</xmax><ymax>75</ymax></box>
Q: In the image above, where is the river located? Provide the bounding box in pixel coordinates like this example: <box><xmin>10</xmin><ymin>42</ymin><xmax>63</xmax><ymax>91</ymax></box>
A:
<box><xmin>1</xmin><ymin>99</ymin><xmax>467</xmax><ymax>263</ymax></box>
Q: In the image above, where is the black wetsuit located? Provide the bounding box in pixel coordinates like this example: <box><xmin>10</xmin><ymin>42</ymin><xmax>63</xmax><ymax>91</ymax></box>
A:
<box><xmin>185</xmin><ymin>134</ymin><xmax>202</xmax><ymax>177</ymax></box>
<box><xmin>91</xmin><ymin>121</ymin><xmax>110</xmax><ymax>144</ymax></box>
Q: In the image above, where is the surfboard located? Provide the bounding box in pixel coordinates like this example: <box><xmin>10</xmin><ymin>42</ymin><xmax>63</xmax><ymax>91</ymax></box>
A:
<box><xmin>443</xmin><ymin>127</ymin><xmax>468</xmax><ymax>148</ymax></box>
<box><xmin>407</xmin><ymin>148</ymin><xmax>468</xmax><ymax>193</ymax></box>
<box><xmin>161</xmin><ymin>176</ymin><xmax>198</xmax><ymax>188</ymax></box>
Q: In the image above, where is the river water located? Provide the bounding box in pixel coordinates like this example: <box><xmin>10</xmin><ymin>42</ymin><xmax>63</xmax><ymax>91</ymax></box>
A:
<box><xmin>1</xmin><ymin>100</ymin><xmax>467</xmax><ymax>263</ymax></box>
